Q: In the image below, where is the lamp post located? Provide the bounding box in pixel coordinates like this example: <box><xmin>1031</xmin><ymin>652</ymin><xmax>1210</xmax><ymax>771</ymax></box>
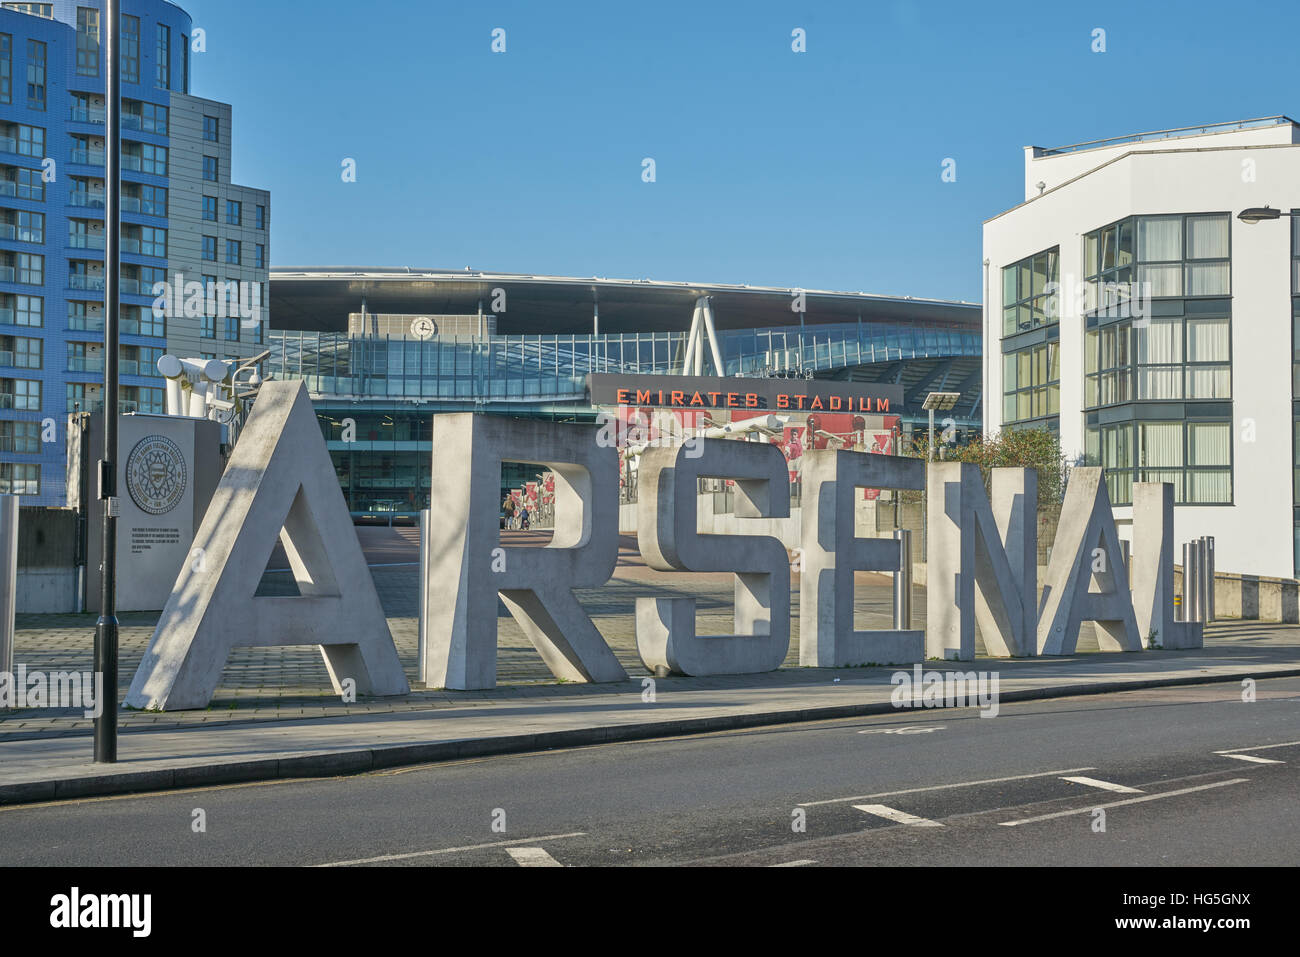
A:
<box><xmin>922</xmin><ymin>391</ymin><xmax>961</xmax><ymax>462</ymax></box>
<box><xmin>1236</xmin><ymin>206</ymin><xmax>1296</xmax><ymax>225</ymax></box>
<box><xmin>94</xmin><ymin>0</ymin><xmax>122</xmax><ymax>764</ymax></box>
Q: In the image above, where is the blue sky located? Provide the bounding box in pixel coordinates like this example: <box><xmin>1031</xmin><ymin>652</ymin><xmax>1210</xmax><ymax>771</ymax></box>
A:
<box><xmin>184</xmin><ymin>0</ymin><xmax>1300</xmax><ymax>303</ymax></box>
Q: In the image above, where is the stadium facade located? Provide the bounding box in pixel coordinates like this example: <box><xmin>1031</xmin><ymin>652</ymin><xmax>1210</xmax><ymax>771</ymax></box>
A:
<box><xmin>268</xmin><ymin>268</ymin><xmax>983</xmax><ymax>518</ymax></box>
<box><xmin>0</xmin><ymin>0</ymin><xmax>269</xmax><ymax>507</ymax></box>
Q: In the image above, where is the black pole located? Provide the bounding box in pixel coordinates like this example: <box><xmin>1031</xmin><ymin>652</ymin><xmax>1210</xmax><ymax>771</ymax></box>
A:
<box><xmin>94</xmin><ymin>0</ymin><xmax>121</xmax><ymax>763</ymax></box>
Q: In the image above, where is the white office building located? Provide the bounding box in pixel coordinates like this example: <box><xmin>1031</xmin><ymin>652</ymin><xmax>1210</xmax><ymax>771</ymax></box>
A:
<box><xmin>983</xmin><ymin>116</ymin><xmax>1300</xmax><ymax>579</ymax></box>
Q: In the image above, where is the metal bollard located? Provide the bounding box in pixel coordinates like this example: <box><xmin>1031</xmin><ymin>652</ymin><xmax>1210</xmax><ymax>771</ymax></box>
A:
<box><xmin>418</xmin><ymin>508</ymin><xmax>429</xmax><ymax>684</ymax></box>
<box><xmin>0</xmin><ymin>496</ymin><xmax>16</xmax><ymax>678</ymax></box>
<box><xmin>893</xmin><ymin>528</ymin><xmax>913</xmax><ymax>630</ymax></box>
<box><xmin>1204</xmin><ymin>536</ymin><xmax>1215</xmax><ymax>623</ymax></box>
<box><xmin>1183</xmin><ymin>542</ymin><xmax>1198</xmax><ymax>623</ymax></box>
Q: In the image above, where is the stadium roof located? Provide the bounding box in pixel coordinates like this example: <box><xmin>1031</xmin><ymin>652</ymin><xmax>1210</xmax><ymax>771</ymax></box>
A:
<box><xmin>270</xmin><ymin>267</ymin><xmax>980</xmax><ymax>336</ymax></box>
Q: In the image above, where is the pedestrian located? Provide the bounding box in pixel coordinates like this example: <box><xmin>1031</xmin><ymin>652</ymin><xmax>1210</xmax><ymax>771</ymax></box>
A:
<box><xmin>502</xmin><ymin>494</ymin><xmax>516</xmax><ymax>530</ymax></box>
<box><xmin>519</xmin><ymin>505</ymin><xmax>530</xmax><ymax>531</ymax></box>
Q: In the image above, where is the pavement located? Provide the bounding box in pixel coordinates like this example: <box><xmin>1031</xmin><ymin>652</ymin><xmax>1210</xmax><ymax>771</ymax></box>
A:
<box><xmin>3</xmin><ymin>527</ymin><xmax>1299</xmax><ymax>807</ymax></box>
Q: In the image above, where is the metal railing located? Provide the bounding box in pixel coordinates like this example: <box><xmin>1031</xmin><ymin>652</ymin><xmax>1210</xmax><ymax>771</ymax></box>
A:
<box><xmin>1041</xmin><ymin>116</ymin><xmax>1295</xmax><ymax>155</ymax></box>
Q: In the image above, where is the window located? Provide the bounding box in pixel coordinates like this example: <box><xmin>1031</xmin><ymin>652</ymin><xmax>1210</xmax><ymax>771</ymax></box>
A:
<box><xmin>203</xmin><ymin>115</ymin><xmax>218</xmax><ymax>142</ymax></box>
<box><xmin>202</xmin><ymin>235</ymin><xmax>217</xmax><ymax>261</ymax></box>
<box><xmin>0</xmin><ymin>462</ymin><xmax>39</xmax><ymax>495</ymax></box>
<box><xmin>76</xmin><ymin>7</ymin><xmax>100</xmax><ymax>76</ymax></box>
<box><xmin>13</xmin><ymin>294</ymin><xmax>42</xmax><ymax>327</ymax></box>
<box><xmin>5</xmin><ymin>208</ymin><xmax>43</xmax><ymax>243</ymax></box>
<box><xmin>121</xmin><ymin>14</ymin><xmax>139</xmax><ymax>83</ymax></box>
<box><xmin>17</xmin><ymin>124</ymin><xmax>44</xmax><ymax>157</ymax></box>
<box><xmin>202</xmin><ymin>155</ymin><xmax>218</xmax><ymax>181</ymax></box>
<box><xmin>225</xmin><ymin>239</ymin><xmax>241</xmax><ymax>265</ymax></box>
<box><xmin>138</xmin><ymin>142</ymin><xmax>167</xmax><ymax>175</ymax></box>
<box><xmin>123</xmin><ymin>301</ymin><xmax>163</xmax><ymax>337</ymax></box>
<box><xmin>25</xmin><ymin>39</ymin><xmax>44</xmax><ymax>110</ymax></box>
<box><xmin>68</xmin><ymin>301</ymin><xmax>97</xmax><ymax>330</ymax></box>
<box><xmin>2</xmin><ymin>377</ymin><xmax>40</xmax><ymax>411</ymax></box>
<box><xmin>16</xmin><ymin>252</ymin><xmax>42</xmax><ymax>285</ymax></box>
<box><xmin>254</xmin><ymin>244</ymin><xmax>265</xmax><ymax>269</ymax></box>
<box><xmin>0</xmin><ymin>420</ymin><xmax>39</xmax><ymax>453</ymax></box>
<box><xmin>139</xmin><ymin>101</ymin><xmax>167</xmax><ymax>135</ymax></box>
<box><xmin>181</xmin><ymin>35</ymin><xmax>189</xmax><ymax>93</ymax></box>
<box><xmin>14</xmin><ymin>167</ymin><xmax>42</xmax><ymax>200</ymax></box>
<box><xmin>139</xmin><ymin>226</ymin><xmax>166</xmax><ymax>258</ymax></box>
<box><xmin>1002</xmin><ymin>341</ymin><xmax>1059</xmax><ymax>425</ymax></box>
<box><xmin>226</xmin><ymin>199</ymin><xmax>241</xmax><ymax>225</ymax></box>
<box><xmin>1</xmin><ymin>334</ymin><xmax>42</xmax><ymax>368</ymax></box>
<box><xmin>1085</xmin><ymin>213</ymin><xmax>1230</xmax><ymax>308</ymax></box>
<box><xmin>0</xmin><ymin>34</ymin><xmax>10</xmax><ymax>105</ymax></box>
<box><xmin>1084</xmin><ymin>323</ymin><xmax>1132</xmax><ymax>408</ymax></box>
<box><xmin>1001</xmin><ymin>247</ymin><xmax>1060</xmax><ymax>336</ymax></box>
<box><xmin>202</xmin><ymin>195</ymin><xmax>217</xmax><ymax>221</ymax></box>
<box><xmin>138</xmin><ymin>184</ymin><xmax>166</xmax><ymax>216</ymax></box>
<box><xmin>255</xmin><ymin>205</ymin><xmax>266</xmax><ymax>230</ymax></box>
<box><xmin>224</xmin><ymin>313</ymin><xmax>239</xmax><ymax>341</ymax></box>
<box><xmin>154</xmin><ymin>23</ymin><xmax>170</xmax><ymax>89</ymax></box>
<box><xmin>2</xmin><ymin>4</ymin><xmax>52</xmax><ymax>17</ymax></box>
<box><xmin>1086</xmin><ymin>419</ymin><xmax>1232</xmax><ymax>505</ymax></box>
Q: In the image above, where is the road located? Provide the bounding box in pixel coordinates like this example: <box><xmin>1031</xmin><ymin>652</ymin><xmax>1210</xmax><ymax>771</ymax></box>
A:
<box><xmin>1</xmin><ymin>677</ymin><xmax>1296</xmax><ymax>867</ymax></box>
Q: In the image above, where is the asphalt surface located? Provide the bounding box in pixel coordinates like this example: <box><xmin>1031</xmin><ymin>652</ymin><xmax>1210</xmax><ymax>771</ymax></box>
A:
<box><xmin>1</xmin><ymin>677</ymin><xmax>1296</xmax><ymax>867</ymax></box>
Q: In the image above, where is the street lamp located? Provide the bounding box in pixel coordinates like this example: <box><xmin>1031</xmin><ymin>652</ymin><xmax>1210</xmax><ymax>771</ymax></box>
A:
<box><xmin>1237</xmin><ymin>206</ymin><xmax>1296</xmax><ymax>225</ymax></box>
<box><xmin>922</xmin><ymin>391</ymin><xmax>961</xmax><ymax>462</ymax></box>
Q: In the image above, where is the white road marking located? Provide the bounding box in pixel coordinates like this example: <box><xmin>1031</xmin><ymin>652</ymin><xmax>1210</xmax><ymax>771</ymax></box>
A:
<box><xmin>315</xmin><ymin>831</ymin><xmax>586</xmax><ymax>867</ymax></box>
<box><xmin>997</xmin><ymin>778</ymin><xmax>1249</xmax><ymax>827</ymax></box>
<box><xmin>853</xmin><ymin>804</ymin><xmax>943</xmax><ymax>827</ymax></box>
<box><xmin>858</xmin><ymin>725</ymin><xmax>945</xmax><ymax>735</ymax></box>
<box><xmin>1216</xmin><ymin>740</ymin><xmax>1300</xmax><ymax>754</ymax></box>
<box><xmin>769</xmin><ymin>859</ymin><xmax>817</xmax><ymax>867</ymax></box>
<box><xmin>1060</xmin><ymin>775</ymin><xmax>1143</xmax><ymax>793</ymax></box>
<box><xmin>799</xmin><ymin>768</ymin><xmax>1096</xmax><ymax>807</ymax></box>
<box><xmin>507</xmin><ymin>847</ymin><xmax>563</xmax><ymax>867</ymax></box>
<box><xmin>1217</xmin><ymin>753</ymin><xmax>1284</xmax><ymax>764</ymax></box>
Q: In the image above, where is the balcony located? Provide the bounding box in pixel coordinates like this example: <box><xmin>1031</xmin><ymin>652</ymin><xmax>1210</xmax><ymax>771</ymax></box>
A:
<box><xmin>0</xmin><ymin>224</ymin><xmax>12</xmax><ymax>241</ymax></box>
<box><xmin>69</xmin><ymin>191</ymin><xmax>106</xmax><ymax>209</ymax></box>
<box><xmin>0</xmin><ymin>308</ymin><xmax>13</xmax><ymax>324</ymax></box>
<box><xmin>0</xmin><ymin>136</ymin><xmax>15</xmax><ymax>153</ymax></box>
<box><xmin>71</xmin><ymin>149</ymin><xmax>106</xmax><ymax>167</ymax></box>
<box><xmin>0</xmin><ymin>351</ymin><xmax>11</xmax><ymax>366</ymax></box>
<box><xmin>0</xmin><ymin>182</ymin><xmax>15</xmax><ymax>198</ymax></box>
<box><xmin>69</xmin><ymin>234</ymin><xmax>106</xmax><ymax>250</ymax></box>
<box><xmin>68</xmin><ymin>274</ymin><xmax>105</xmax><ymax>292</ymax></box>
<box><xmin>68</xmin><ymin>313</ymin><xmax>102</xmax><ymax>332</ymax></box>
<box><xmin>70</xmin><ymin>106</ymin><xmax>106</xmax><ymax>124</ymax></box>
<box><xmin>0</xmin><ymin>267</ymin><xmax>14</xmax><ymax>283</ymax></box>
<box><xmin>120</xmin><ymin>237</ymin><xmax>140</xmax><ymax>254</ymax></box>
<box><xmin>68</xmin><ymin>355</ymin><xmax>105</xmax><ymax>373</ymax></box>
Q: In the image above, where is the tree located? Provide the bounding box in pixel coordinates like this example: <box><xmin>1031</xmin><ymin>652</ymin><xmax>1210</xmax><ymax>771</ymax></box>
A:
<box><xmin>908</xmin><ymin>427</ymin><xmax>1068</xmax><ymax>503</ymax></box>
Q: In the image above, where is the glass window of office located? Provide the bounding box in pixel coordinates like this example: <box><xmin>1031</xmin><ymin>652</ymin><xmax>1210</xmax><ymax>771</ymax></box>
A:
<box><xmin>138</xmin><ymin>184</ymin><xmax>166</xmax><ymax>216</ymax></box>
<box><xmin>255</xmin><ymin>205</ymin><xmax>266</xmax><ymax>230</ymax></box>
<box><xmin>25</xmin><ymin>39</ymin><xmax>43</xmax><ymax>110</ymax></box>
<box><xmin>1002</xmin><ymin>341</ymin><xmax>1058</xmax><ymax>426</ymax></box>
<box><xmin>224</xmin><ymin>314</ymin><xmax>239</xmax><ymax>341</ymax></box>
<box><xmin>1001</xmin><ymin>247</ymin><xmax>1059</xmax><ymax>336</ymax></box>
<box><xmin>254</xmin><ymin>244</ymin><xmax>265</xmax><ymax>269</ymax></box>
<box><xmin>1085</xmin><ymin>419</ymin><xmax>1231</xmax><ymax>505</ymax></box>
<box><xmin>202</xmin><ymin>155</ymin><xmax>217</xmax><ymax>181</ymax></box>
<box><xmin>226</xmin><ymin>199</ymin><xmax>241</xmax><ymax>225</ymax></box>
<box><xmin>76</xmin><ymin>7</ymin><xmax>99</xmax><ymax>76</ymax></box>
<box><xmin>203</xmin><ymin>115</ymin><xmax>218</xmax><ymax>142</ymax></box>
<box><xmin>154</xmin><ymin>24</ymin><xmax>170</xmax><ymax>89</ymax></box>
<box><xmin>202</xmin><ymin>195</ymin><xmax>217</xmax><ymax>221</ymax></box>
<box><xmin>1085</xmin><ymin>214</ymin><xmax>1230</xmax><ymax>308</ymax></box>
<box><xmin>225</xmin><ymin>239</ymin><xmax>240</xmax><ymax>265</ymax></box>
<box><xmin>201</xmin><ymin>235</ymin><xmax>216</xmax><ymax>261</ymax></box>
<box><xmin>0</xmin><ymin>34</ymin><xmax>10</xmax><ymax>105</ymax></box>
<box><xmin>121</xmin><ymin>14</ymin><xmax>139</xmax><ymax>83</ymax></box>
